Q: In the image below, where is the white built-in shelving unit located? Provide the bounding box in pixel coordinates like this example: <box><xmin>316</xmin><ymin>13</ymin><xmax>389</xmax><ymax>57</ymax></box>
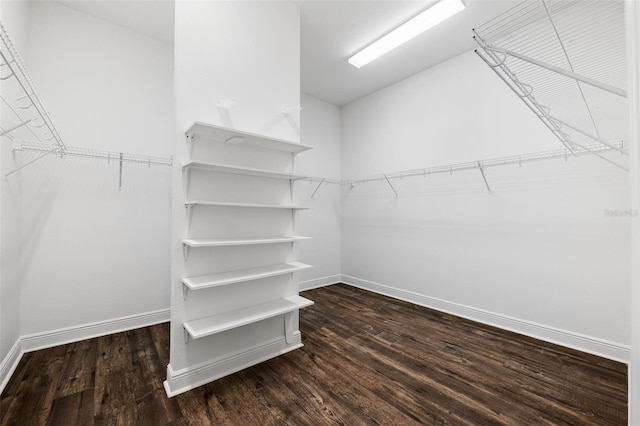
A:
<box><xmin>183</xmin><ymin>295</ymin><xmax>314</xmax><ymax>341</ymax></box>
<box><xmin>185</xmin><ymin>121</ymin><xmax>313</xmax><ymax>154</ymax></box>
<box><xmin>182</xmin><ymin>262</ymin><xmax>312</xmax><ymax>295</ymax></box>
<box><xmin>168</xmin><ymin>121</ymin><xmax>313</xmax><ymax>394</ymax></box>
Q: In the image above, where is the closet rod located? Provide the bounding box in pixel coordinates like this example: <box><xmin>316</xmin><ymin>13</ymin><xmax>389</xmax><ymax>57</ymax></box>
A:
<box><xmin>301</xmin><ymin>142</ymin><xmax>624</xmax><ymax>192</ymax></box>
<box><xmin>13</xmin><ymin>141</ymin><xmax>172</xmax><ymax>167</ymax></box>
<box><xmin>344</xmin><ymin>141</ymin><xmax>625</xmax><ymax>187</ymax></box>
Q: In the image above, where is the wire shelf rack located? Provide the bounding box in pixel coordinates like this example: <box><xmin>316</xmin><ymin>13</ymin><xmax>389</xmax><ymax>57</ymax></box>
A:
<box><xmin>0</xmin><ymin>21</ymin><xmax>66</xmax><ymax>155</ymax></box>
<box><xmin>473</xmin><ymin>0</ymin><xmax>627</xmax><ymax>171</ymax></box>
<box><xmin>1</xmin><ymin>21</ymin><xmax>173</xmax><ymax>181</ymax></box>
<box><xmin>12</xmin><ymin>140</ymin><xmax>172</xmax><ymax>189</ymax></box>
<box><xmin>306</xmin><ymin>141</ymin><xmax>625</xmax><ymax>198</ymax></box>
<box><xmin>15</xmin><ymin>140</ymin><xmax>172</xmax><ymax>167</ymax></box>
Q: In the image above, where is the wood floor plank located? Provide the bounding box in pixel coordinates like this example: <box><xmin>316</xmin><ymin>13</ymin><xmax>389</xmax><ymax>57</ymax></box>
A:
<box><xmin>54</xmin><ymin>338</ymin><xmax>98</xmax><ymax>398</ymax></box>
<box><xmin>174</xmin><ymin>386</ymin><xmax>236</xmax><ymax>426</ymax></box>
<box><xmin>257</xmin><ymin>353</ymin><xmax>383</xmax><ymax>425</ymax></box>
<box><xmin>46</xmin><ymin>389</ymin><xmax>94</xmax><ymax>426</ymax></box>
<box><xmin>0</xmin><ymin>284</ymin><xmax>628</xmax><ymax>425</ymax></box>
<box><xmin>201</xmin><ymin>371</ymin><xmax>282</xmax><ymax>426</ymax></box>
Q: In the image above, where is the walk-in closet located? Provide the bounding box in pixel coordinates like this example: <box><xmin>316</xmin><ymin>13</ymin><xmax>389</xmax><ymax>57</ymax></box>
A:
<box><xmin>1</xmin><ymin>0</ymin><xmax>639</xmax><ymax>424</ymax></box>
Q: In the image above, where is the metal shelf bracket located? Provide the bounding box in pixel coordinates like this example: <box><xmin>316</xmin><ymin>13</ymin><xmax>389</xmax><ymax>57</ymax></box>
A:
<box><xmin>182</xmin><ymin>284</ymin><xmax>189</xmax><ymax>300</ymax></box>
<box><xmin>384</xmin><ymin>174</ymin><xmax>399</xmax><ymax>198</ymax></box>
<box><xmin>182</xmin><ymin>243</ymin><xmax>190</xmax><ymax>262</ymax></box>
<box><xmin>310</xmin><ymin>178</ymin><xmax>325</xmax><ymax>199</ymax></box>
<box><xmin>477</xmin><ymin>161</ymin><xmax>491</xmax><ymax>194</ymax></box>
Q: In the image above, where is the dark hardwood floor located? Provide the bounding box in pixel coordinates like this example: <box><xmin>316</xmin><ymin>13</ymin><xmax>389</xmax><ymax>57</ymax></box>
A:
<box><xmin>0</xmin><ymin>284</ymin><xmax>628</xmax><ymax>425</ymax></box>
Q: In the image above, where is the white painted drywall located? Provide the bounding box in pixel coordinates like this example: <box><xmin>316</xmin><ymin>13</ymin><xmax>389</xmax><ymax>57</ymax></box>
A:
<box><xmin>0</xmin><ymin>0</ymin><xmax>28</xmax><ymax>374</ymax></box>
<box><xmin>17</xmin><ymin>1</ymin><xmax>173</xmax><ymax>336</ymax></box>
<box><xmin>298</xmin><ymin>93</ymin><xmax>341</xmax><ymax>289</ymax></box>
<box><xmin>340</xmin><ymin>51</ymin><xmax>630</xmax><ymax>357</ymax></box>
<box><xmin>626</xmin><ymin>0</ymin><xmax>640</xmax><ymax>421</ymax></box>
<box><xmin>170</xmin><ymin>0</ymin><xmax>301</xmax><ymax>376</ymax></box>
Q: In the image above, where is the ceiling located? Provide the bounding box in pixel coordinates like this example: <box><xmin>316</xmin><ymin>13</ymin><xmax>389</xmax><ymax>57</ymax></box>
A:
<box><xmin>296</xmin><ymin>0</ymin><xmax>517</xmax><ymax>105</ymax></box>
<box><xmin>54</xmin><ymin>0</ymin><xmax>518</xmax><ymax>106</ymax></box>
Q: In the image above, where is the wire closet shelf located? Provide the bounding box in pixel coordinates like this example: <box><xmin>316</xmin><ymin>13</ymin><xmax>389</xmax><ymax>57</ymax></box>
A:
<box><xmin>0</xmin><ymin>21</ymin><xmax>65</xmax><ymax>156</ymax></box>
<box><xmin>473</xmin><ymin>0</ymin><xmax>628</xmax><ymax>172</ymax></box>
<box><xmin>305</xmin><ymin>141</ymin><xmax>624</xmax><ymax>198</ymax></box>
<box><xmin>0</xmin><ymin>20</ymin><xmax>173</xmax><ymax>179</ymax></box>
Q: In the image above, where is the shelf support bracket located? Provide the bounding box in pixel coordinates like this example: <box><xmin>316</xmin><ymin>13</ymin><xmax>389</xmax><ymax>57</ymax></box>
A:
<box><xmin>284</xmin><ymin>312</ymin><xmax>295</xmax><ymax>344</ymax></box>
<box><xmin>310</xmin><ymin>178</ymin><xmax>325</xmax><ymax>199</ymax></box>
<box><xmin>182</xmin><ymin>284</ymin><xmax>189</xmax><ymax>300</ymax></box>
<box><xmin>118</xmin><ymin>152</ymin><xmax>123</xmax><ymax>190</ymax></box>
<box><xmin>185</xmin><ymin>204</ymin><xmax>194</xmax><ymax>235</ymax></box>
<box><xmin>182</xmin><ymin>244</ymin><xmax>190</xmax><ymax>262</ymax></box>
<box><xmin>383</xmin><ymin>174</ymin><xmax>399</xmax><ymax>198</ymax></box>
<box><xmin>183</xmin><ymin>327</ymin><xmax>190</xmax><ymax>345</ymax></box>
<box><xmin>477</xmin><ymin>161</ymin><xmax>491</xmax><ymax>194</ymax></box>
<box><xmin>185</xmin><ymin>132</ymin><xmax>195</xmax><ymax>159</ymax></box>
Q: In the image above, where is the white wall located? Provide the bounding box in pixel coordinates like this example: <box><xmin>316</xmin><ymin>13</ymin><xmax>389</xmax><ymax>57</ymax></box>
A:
<box><xmin>627</xmin><ymin>0</ymin><xmax>640</xmax><ymax>421</ymax></box>
<box><xmin>170</xmin><ymin>0</ymin><xmax>301</xmax><ymax>384</ymax></box>
<box><xmin>17</xmin><ymin>1</ymin><xmax>173</xmax><ymax>337</ymax></box>
<box><xmin>341</xmin><ymin>51</ymin><xmax>630</xmax><ymax>360</ymax></box>
<box><xmin>298</xmin><ymin>93</ymin><xmax>341</xmax><ymax>289</ymax></box>
<box><xmin>0</xmin><ymin>0</ymin><xmax>28</xmax><ymax>385</ymax></box>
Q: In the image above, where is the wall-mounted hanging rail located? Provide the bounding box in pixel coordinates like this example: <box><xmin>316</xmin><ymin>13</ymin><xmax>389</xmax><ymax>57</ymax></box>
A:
<box><xmin>473</xmin><ymin>0</ymin><xmax>627</xmax><ymax>172</ymax></box>
<box><xmin>300</xmin><ymin>142</ymin><xmax>624</xmax><ymax>198</ymax></box>
<box><xmin>341</xmin><ymin>141</ymin><xmax>624</xmax><ymax>197</ymax></box>
<box><xmin>1</xmin><ymin>21</ymin><xmax>172</xmax><ymax>187</ymax></box>
<box><xmin>0</xmin><ymin>21</ymin><xmax>66</xmax><ymax>159</ymax></box>
<box><xmin>305</xmin><ymin>176</ymin><xmax>342</xmax><ymax>199</ymax></box>
<box><xmin>11</xmin><ymin>140</ymin><xmax>172</xmax><ymax>188</ymax></box>
<box><xmin>14</xmin><ymin>140</ymin><xmax>172</xmax><ymax>166</ymax></box>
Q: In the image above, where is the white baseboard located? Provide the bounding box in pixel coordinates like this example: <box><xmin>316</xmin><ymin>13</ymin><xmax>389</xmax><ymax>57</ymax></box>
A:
<box><xmin>341</xmin><ymin>275</ymin><xmax>630</xmax><ymax>364</ymax></box>
<box><xmin>0</xmin><ymin>338</ymin><xmax>23</xmax><ymax>395</ymax></box>
<box><xmin>21</xmin><ymin>308</ymin><xmax>170</xmax><ymax>353</ymax></box>
<box><xmin>164</xmin><ymin>332</ymin><xmax>303</xmax><ymax>397</ymax></box>
<box><xmin>300</xmin><ymin>275</ymin><xmax>341</xmax><ymax>291</ymax></box>
<box><xmin>0</xmin><ymin>308</ymin><xmax>170</xmax><ymax>395</ymax></box>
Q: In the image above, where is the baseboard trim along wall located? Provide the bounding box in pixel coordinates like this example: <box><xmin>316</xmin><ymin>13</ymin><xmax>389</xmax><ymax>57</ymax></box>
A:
<box><xmin>21</xmin><ymin>308</ymin><xmax>171</xmax><ymax>353</ymax></box>
<box><xmin>163</xmin><ymin>333</ymin><xmax>304</xmax><ymax>397</ymax></box>
<box><xmin>0</xmin><ymin>308</ymin><xmax>171</xmax><ymax>395</ymax></box>
<box><xmin>300</xmin><ymin>275</ymin><xmax>341</xmax><ymax>291</ymax></box>
<box><xmin>0</xmin><ymin>339</ymin><xmax>23</xmax><ymax>396</ymax></box>
<box><xmin>341</xmin><ymin>275</ymin><xmax>630</xmax><ymax>364</ymax></box>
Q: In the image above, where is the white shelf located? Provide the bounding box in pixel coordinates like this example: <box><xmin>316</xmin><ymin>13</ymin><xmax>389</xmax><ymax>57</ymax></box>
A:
<box><xmin>185</xmin><ymin>200</ymin><xmax>308</xmax><ymax>210</ymax></box>
<box><xmin>186</xmin><ymin>121</ymin><xmax>313</xmax><ymax>154</ymax></box>
<box><xmin>183</xmin><ymin>295</ymin><xmax>314</xmax><ymax>340</ymax></box>
<box><xmin>183</xmin><ymin>262</ymin><xmax>313</xmax><ymax>292</ymax></box>
<box><xmin>183</xmin><ymin>236</ymin><xmax>311</xmax><ymax>248</ymax></box>
<box><xmin>183</xmin><ymin>161</ymin><xmax>309</xmax><ymax>180</ymax></box>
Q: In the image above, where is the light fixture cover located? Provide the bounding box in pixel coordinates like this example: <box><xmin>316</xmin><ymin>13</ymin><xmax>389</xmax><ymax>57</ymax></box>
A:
<box><xmin>348</xmin><ymin>0</ymin><xmax>466</xmax><ymax>68</ymax></box>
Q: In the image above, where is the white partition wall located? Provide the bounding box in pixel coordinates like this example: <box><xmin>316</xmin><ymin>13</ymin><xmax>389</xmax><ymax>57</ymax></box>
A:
<box><xmin>166</xmin><ymin>1</ymin><xmax>306</xmax><ymax>396</ymax></box>
<box><xmin>298</xmin><ymin>94</ymin><xmax>342</xmax><ymax>290</ymax></box>
<box><xmin>627</xmin><ymin>0</ymin><xmax>640</xmax><ymax>422</ymax></box>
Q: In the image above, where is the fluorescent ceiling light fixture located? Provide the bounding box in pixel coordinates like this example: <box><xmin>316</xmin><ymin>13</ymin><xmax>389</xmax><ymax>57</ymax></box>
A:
<box><xmin>348</xmin><ymin>0</ymin><xmax>466</xmax><ymax>68</ymax></box>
